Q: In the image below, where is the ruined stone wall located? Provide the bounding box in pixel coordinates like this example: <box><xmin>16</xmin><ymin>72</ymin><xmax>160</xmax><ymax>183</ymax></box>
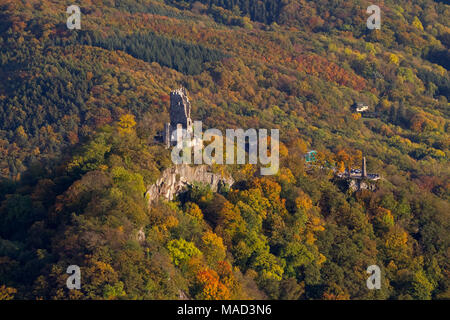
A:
<box><xmin>169</xmin><ymin>88</ymin><xmax>192</xmax><ymax>129</ymax></box>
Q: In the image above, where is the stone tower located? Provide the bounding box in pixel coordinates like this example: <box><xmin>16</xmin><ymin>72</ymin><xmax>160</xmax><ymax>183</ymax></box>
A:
<box><xmin>170</xmin><ymin>88</ymin><xmax>192</xmax><ymax>130</ymax></box>
<box><xmin>163</xmin><ymin>88</ymin><xmax>193</xmax><ymax>148</ymax></box>
<box><xmin>362</xmin><ymin>156</ymin><xmax>367</xmax><ymax>178</ymax></box>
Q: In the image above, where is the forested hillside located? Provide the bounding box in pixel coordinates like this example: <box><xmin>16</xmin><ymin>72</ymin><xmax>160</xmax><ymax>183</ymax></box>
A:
<box><xmin>0</xmin><ymin>0</ymin><xmax>448</xmax><ymax>300</ymax></box>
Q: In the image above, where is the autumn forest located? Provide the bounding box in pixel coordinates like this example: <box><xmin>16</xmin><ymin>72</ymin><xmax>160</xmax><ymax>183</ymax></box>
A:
<box><xmin>0</xmin><ymin>0</ymin><xmax>448</xmax><ymax>300</ymax></box>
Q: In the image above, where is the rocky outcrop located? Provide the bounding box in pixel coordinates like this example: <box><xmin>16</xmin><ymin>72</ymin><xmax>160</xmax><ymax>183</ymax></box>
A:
<box><xmin>146</xmin><ymin>165</ymin><xmax>234</xmax><ymax>203</ymax></box>
<box><xmin>348</xmin><ymin>178</ymin><xmax>377</xmax><ymax>192</ymax></box>
<box><xmin>136</xmin><ymin>228</ymin><xmax>146</xmax><ymax>243</ymax></box>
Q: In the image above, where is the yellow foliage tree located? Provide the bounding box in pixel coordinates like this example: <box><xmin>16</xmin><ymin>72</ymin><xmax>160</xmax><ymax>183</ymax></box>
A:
<box><xmin>389</xmin><ymin>53</ymin><xmax>400</xmax><ymax>65</ymax></box>
<box><xmin>185</xmin><ymin>202</ymin><xmax>203</xmax><ymax>220</ymax></box>
<box><xmin>201</xmin><ymin>231</ymin><xmax>227</xmax><ymax>265</ymax></box>
<box><xmin>117</xmin><ymin>114</ymin><xmax>136</xmax><ymax>135</ymax></box>
<box><xmin>412</xmin><ymin>17</ymin><xmax>424</xmax><ymax>31</ymax></box>
<box><xmin>0</xmin><ymin>285</ymin><xmax>17</xmax><ymax>300</ymax></box>
<box><xmin>295</xmin><ymin>191</ymin><xmax>313</xmax><ymax>211</ymax></box>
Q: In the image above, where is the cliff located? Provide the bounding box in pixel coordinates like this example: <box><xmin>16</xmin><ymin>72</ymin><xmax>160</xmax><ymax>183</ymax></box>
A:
<box><xmin>146</xmin><ymin>164</ymin><xmax>234</xmax><ymax>203</ymax></box>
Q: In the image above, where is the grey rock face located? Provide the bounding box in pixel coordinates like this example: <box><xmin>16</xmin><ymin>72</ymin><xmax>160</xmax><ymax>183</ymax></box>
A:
<box><xmin>348</xmin><ymin>178</ymin><xmax>377</xmax><ymax>192</ymax></box>
<box><xmin>146</xmin><ymin>165</ymin><xmax>234</xmax><ymax>203</ymax></box>
<box><xmin>137</xmin><ymin>228</ymin><xmax>146</xmax><ymax>243</ymax></box>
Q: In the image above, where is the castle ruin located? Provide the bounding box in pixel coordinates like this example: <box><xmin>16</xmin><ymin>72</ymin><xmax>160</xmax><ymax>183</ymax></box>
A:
<box><xmin>163</xmin><ymin>88</ymin><xmax>194</xmax><ymax>148</ymax></box>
